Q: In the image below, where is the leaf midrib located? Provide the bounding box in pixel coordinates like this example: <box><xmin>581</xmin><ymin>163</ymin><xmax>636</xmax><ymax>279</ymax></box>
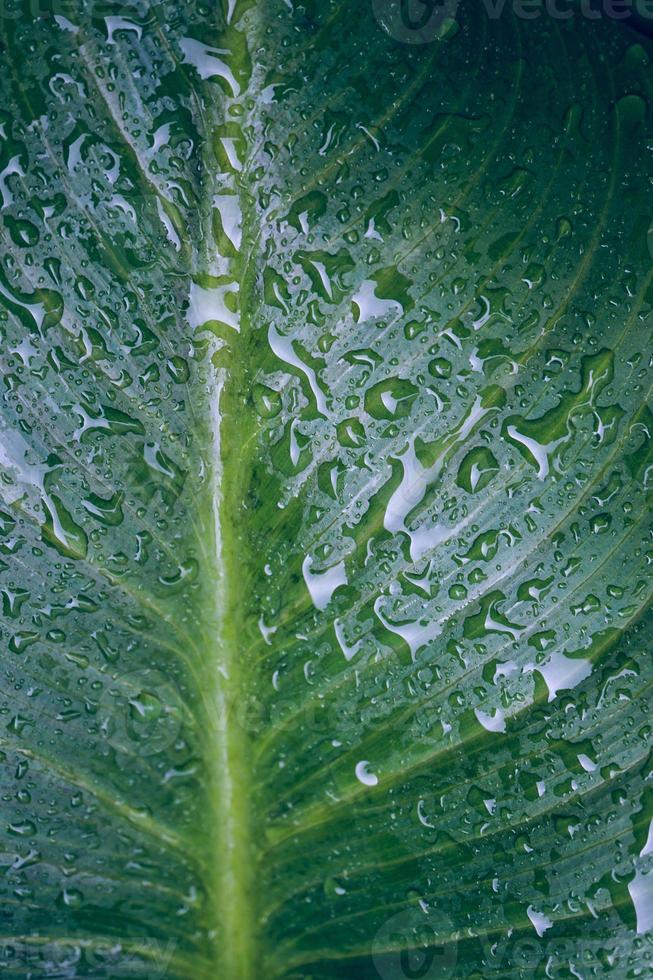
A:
<box><xmin>199</xmin><ymin>35</ymin><xmax>262</xmax><ymax>972</ymax></box>
<box><xmin>203</xmin><ymin>367</ymin><xmax>258</xmax><ymax>980</ymax></box>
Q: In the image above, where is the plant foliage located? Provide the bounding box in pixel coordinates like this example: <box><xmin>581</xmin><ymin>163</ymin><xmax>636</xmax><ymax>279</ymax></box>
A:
<box><xmin>0</xmin><ymin>1</ymin><xmax>652</xmax><ymax>977</ymax></box>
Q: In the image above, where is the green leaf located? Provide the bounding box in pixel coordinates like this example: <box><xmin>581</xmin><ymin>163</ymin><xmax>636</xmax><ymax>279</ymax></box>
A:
<box><xmin>0</xmin><ymin>1</ymin><xmax>652</xmax><ymax>977</ymax></box>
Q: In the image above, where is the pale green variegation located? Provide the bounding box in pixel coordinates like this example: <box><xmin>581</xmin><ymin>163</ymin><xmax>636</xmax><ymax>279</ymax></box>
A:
<box><xmin>0</xmin><ymin>1</ymin><xmax>652</xmax><ymax>977</ymax></box>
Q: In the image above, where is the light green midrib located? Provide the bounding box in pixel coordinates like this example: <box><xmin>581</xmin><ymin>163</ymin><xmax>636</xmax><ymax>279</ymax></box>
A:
<box><xmin>206</xmin><ymin>450</ymin><xmax>257</xmax><ymax>980</ymax></box>
<box><xmin>201</xmin><ymin>330</ymin><xmax>258</xmax><ymax>980</ymax></box>
<box><xmin>199</xmin><ymin>24</ymin><xmax>260</xmax><ymax>975</ymax></box>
